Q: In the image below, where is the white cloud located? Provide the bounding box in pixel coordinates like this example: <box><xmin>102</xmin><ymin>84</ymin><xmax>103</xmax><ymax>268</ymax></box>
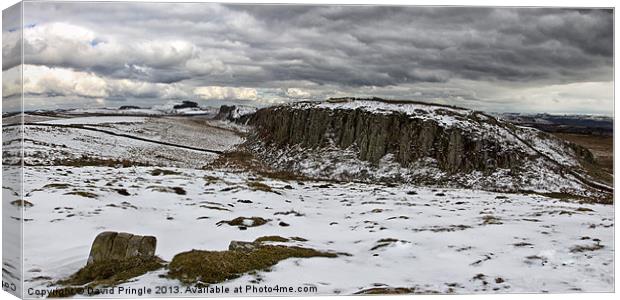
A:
<box><xmin>284</xmin><ymin>88</ymin><xmax>311</xmax><ymax>99</ymax></box>
<box><xmin>107</xmin><ymin>79</ymin><xmax>188</xmax><ymax>99</ymax></box>
<box><xmin>193</xmin><ymin>86</ymin><xmax>257</xmax><ymax>101</ymax></box>
<box><xmin>185</xmin><ymin>57</ymin><xmax>228</xmax><ymax>75</ymax></box>
<box><xmin>15</xmin><ymin>22</ymin><xmax>196</xmax><ymax>72</ymax></box>
<box><xmin>22</xmin><ymin>65</ymin><xmax>107</xmax><ymax>98</ymax></box>
<box><xmin>1</xmin><ymin>66</ymin><xmax>22</xmax><ymax>98</ymax></box>
<box><xmin>3</xmin><ymin>64</ymin><xmax>188</xmax><ymax>100</ymax></box>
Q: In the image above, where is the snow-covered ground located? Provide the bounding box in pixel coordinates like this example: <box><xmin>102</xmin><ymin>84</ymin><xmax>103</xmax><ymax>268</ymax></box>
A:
<box><xmin>14</xmin><ymin>166</ymin><xmax>613</xmax><ymax>296</ymax></box>
<box><xmin>95</xmin><ymin>116</ymin><xmax>247</xmax><ymax>152</ymax></box>
<box><xmin>63</xmin><ymin>105</ymin><xmax>218</xmax><ymax>116</ymax></box>
<box><xmin>2</xmin><ymin>113</ymin><xmax>614</xmax><ymax>297</ymax></box>
<box><xmin>22</xmin><ymin>116</ymin><xmax>244</xmax><ymax>168</ymax></box>
<box><xmin>41</xmin><ymin>116</ymin><xmax>147</xmax><ymax>125</ymax></box>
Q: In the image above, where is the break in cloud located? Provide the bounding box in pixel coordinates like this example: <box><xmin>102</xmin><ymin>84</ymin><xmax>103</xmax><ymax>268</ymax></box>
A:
<box><xmin>1</xmin><ymin>2</ymin><xmax>614</xmax><ymax>114</ymax></box>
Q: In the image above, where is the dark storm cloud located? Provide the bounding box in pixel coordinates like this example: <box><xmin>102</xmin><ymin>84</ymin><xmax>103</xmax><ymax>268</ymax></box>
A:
<box><xmin>218</xmin><ymin>5</ymin><xmax>612</xmax><ymax>86</ymax></box>
<box><xmin>10</xmin><ymin>3</ymin><xmax>612</xmax><ymax>84</ymax></box>
<box><xmin>2</xmin><ymin>2</ymin><xmax>613</xmax><ymax>113</ymax></box>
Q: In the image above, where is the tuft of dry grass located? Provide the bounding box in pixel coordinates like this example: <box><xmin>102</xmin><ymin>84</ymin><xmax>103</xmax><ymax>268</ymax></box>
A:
<box><xmin>217</xmin><ymin>217</ymin><xmax>269</xmax><ymax>228</ymax></box>
<box><xmin>354</xmin><ymin>287</ymin><xmax>415</xmax><ymax>294</ymax></box>
<box><xmin>246</xmin><ymin>181</ymin><xmax>275</xmax><ymax>193</ymax></box>
<box><xmin>57</xmin><ymin>257</ymin><xmax>165</xmax><ymax>287</ymax></box>
<box><xmin>150</xmin><ymin>169</ymin><xmax>181</xmax><ymax>176</ymax></box>
<box><xmin>51</xmin><ymin>157</ymin><xmax>149</xmax><ymax>168</ymax></box>
<box><xmin>10</xmin><ymin>199</ymin><xmax>34</xmax><ymax>207</ymax></box>
<box><xmin>167</xmin><ymin>244</ymin><xmax>336</xmax><ymax>284</ymax></box>
<box><xmin>211</xmin><ymin>150</ymin><xmax>313</xmax><ymax>182</ymax></box>
<box><xmin>50</xmin><ymin>257</ymin><xmax>165</xmax><ymax>297</ymax></box>
<box><xmin>64</xmin><ymin>191</ymin><xmax>98</xmax><ymax>198</ymax></box>
<box><xmin>370</xmin><ymin>238</ymin><xmax>399</xmax><ymax>251</ymax></box>
<box><xmin>42</xmin><ymin>183</ymin><xmax>71</xmax><ymax>189</ymax></box>
<box><xmin>480</xmin><ymin>215</ymin><xmax>502</xmax><ymax>225</ymax></box>
<box><xmin>570</xmin><ymin>243</ymin><xmax>604</xmax><ymax>253</ymax></box>
<box><xmin>254</xmin><ymin>236</ymin><xmax>290</xmax><ymax>243</ymax></box>
<box><xmin>147</xmin><ymin>186</ymin><xmax>186</xmax><ymax>195</ymax></box>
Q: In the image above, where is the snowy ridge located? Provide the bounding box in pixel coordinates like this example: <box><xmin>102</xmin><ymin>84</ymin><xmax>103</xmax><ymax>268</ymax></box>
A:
<box><xmin>63</xmin><ymin>104</ymin><xmax>218</xmax><ymax>116</ymax></box>
<box><xmin>231</xmin><ymin>106</ymin><xmax>258</xmax><ymax>119</ymax></box>
<box><xmin>248</xmin><ymin>100</ymin><xmax>603</xmax><ymax>195</ymax></box>
<box><xmin>289</xmin><ymin>100</ymin><xmax>580</xmax><ymax>166</ymax></box>
<box><xmin>307</xmin><ymin>100</ymin><xmax>476</xmax><ymax>128</ymax></box>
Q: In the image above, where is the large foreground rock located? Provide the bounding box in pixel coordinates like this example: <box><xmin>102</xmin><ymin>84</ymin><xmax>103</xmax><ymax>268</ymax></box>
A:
<box><xmin>87</xmin><ymin>231</ymin><xmax>156</xmax><ymax>265</ymax></box>
<box><xmin>52</xmin><ymin>232</ymin><xmax>163</xmax><ymax>294</ymax></box>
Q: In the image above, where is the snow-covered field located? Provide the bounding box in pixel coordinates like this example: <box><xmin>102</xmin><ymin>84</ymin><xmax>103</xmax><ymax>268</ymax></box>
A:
<box><xmin>2</xmin><ymin>114</ymin><xmax>614</xmax><ymax>297</ymax></box>
<box><xmin>22</xmin><ymin>116</ymin><xmax>243</xmax><ymax>168</ymax></box>
<box><xmin>13</xmin><ymin>166</ymin><xmax>614</xmax><ymax>296</ymax></box>
<box><xmin>62</xmin><ymin>105</ymin><xmax>218</xmax><ymax>116</ymax></box>
<box><xmin>41</xmin><ymin>116</ymin><xmax>148</xmax><ymax>125</ymax></box>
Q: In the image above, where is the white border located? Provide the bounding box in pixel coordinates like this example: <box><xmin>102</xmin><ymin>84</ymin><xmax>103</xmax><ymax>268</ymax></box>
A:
<box><xmin>0</xmin><ymin>1</ymin><xmax>617</xmax><ymax>300</ymax></box>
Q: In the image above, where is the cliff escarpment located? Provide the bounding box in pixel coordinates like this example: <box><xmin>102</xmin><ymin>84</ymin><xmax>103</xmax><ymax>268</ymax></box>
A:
<box><xmin>240</xmin><ymin>99</ymin><xmax>608</xmax><ymax>196</ymax></box>
<box><xmin>250</xmin><ymin>104</ymin><xmax>527</xmax><ymax>174</ymax></box>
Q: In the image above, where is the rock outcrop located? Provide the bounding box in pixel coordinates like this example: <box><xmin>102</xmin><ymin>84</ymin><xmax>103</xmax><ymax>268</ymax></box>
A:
<box><xmin>215</xmin><ymin>105</ymin><xmax>257</xmax><ymax>122</ymax></box>
<box><xmin>248</xmin><ymin>100</ymin><xmax>592</xmax><ymax>173</ymax></box>
<box><xmin>242</xmin><ymin>99</ymin><xmax>607</xmax><ymax>194</ymax></box>
<box><xmin>215</xmin><ymin>105</ymin><xmax>237</xmax><ymax>121</ymax></box>
<box><xmin>173</xmin><ymin>101</ymin><xmax>198</xmax><ymax>109</ymax></box>
<box><xmin>87</xmin><ymin>231</ymin><xmax>156</xmax><ymax>265</ymax></box>
<box><xmin>228</xmin><ymin>241</ymin><xmax>258</xmax><ymax>252</ymax></box>
<box><xmin>53</xmin><ymin>231</ymin><xmax>163</xmax><ymax>294</ymax></box>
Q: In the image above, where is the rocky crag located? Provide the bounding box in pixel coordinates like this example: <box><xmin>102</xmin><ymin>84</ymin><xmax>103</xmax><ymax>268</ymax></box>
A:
<box><xmin>215</xmin><ymin>105</ymin><xmax>256</xmax><ymax>122</ymax></box>
<box><xmin>241</xmin><ymin>99</ymin><xmax>611</xmax><ymax>198</ymax></box>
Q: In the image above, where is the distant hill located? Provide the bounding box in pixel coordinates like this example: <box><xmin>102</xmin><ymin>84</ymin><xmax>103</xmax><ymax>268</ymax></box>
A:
<box><xmin>498</xmin><ymin>113</ymin><xmax>613</xmax><ymax>136</ymax></box>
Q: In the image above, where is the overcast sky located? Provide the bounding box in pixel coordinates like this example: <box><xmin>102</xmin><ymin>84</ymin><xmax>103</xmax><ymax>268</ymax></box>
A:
<box><xmin>2</xmin><ymin>2</ymin><xmax>614</xmax><ymax>114</ymax></box>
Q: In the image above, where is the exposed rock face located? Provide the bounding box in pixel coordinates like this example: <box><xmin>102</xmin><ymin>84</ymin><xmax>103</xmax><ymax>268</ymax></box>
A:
<box><xmin>216</xmin><ymin>105</ymin><xmax>257</xmax><ymax>122</ymax></box>
<box><xmin>87</xmin><ymin>231</ymin><xmax>156</xmax><ymax>265</ymax></box>
<box><xmin>249</xmin><ymin>103</ymin><xmax>531</xmax><ymax>173</ymax></box>
<box><xmin>215</xmin><ymin>105</ymin><xmax>238</xmax><ymax>121</ymax></box>
<box><xmin>242</xmin><ymin>100</ymin><xmax>606</xmax><ymax>194</ymax></box>
<box><xmin>228</xmin><ymin>241</ymin><xmax>258</xmax><ymax>252</ymax></box>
